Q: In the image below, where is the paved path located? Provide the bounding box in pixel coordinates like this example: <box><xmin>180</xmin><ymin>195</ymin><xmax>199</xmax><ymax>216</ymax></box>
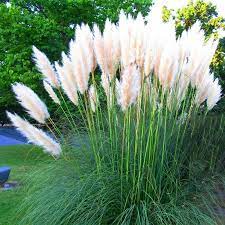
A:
<box><xmin>0</xmin><ymin>127</ymin><xmax>27</xmax><ymax>146</ymax></box>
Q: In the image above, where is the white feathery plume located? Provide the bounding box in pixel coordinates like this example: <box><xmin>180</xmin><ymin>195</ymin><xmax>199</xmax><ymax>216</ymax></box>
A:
<box><xmin>177</xmin><ymin>22</ymin><xmax>218</xmax><ymax>88</ymax></box>
<box><xmin>134</xmin><ymin>12</ymin><xmax>146</xmax><ymax>70</ymax></box>
<box><xmin>154</xmin><ymin>20</ymin><xmax>177</xmax><ymax>76</ymax></box>
<box><xmin>32</xmin><ymin>46</ymin><xmax>59</xmax><ymax>88</ymax></box>
<box><xmin>55</xmin><ymin>58</ymin><xmax>78</xmax><ymax>105</ymax></box>
<box><xmin>118</xmin><ymin>11</ymin><xmax>144</xmax><ymax>69</ymax></box>
<box><xmin>145</xmin><ymin>4</ymin><xmax>178</xmax><ymax>81</ymax></box>
<box><xmin>103</xmin><ymin>19</ymin><xmax>114</xmax><ymax>78</ymax></box>
<box><xmin>70</xmin><ymin>39</ymin><xmax>90</xmax><ymax>94</ymax></box>
<box><xmin>144</xmin><ymin>24</ymin><xmax>155</xmax><ymax>77</ymax></box>
<box><xmin>119</xmin><ymin>11</ymin><xmax>133</xmax><ymax>68</ymax></box>
<box><xmin>144</xmin><ymin>1</ymin><xmax>165</xmax><ymax>77</ymax></box>
<box><xmin>103</xmin><ymin>19</ymin><xmax>121</xmax><ymax>80</ymax></box>
<box><xmin>195</xmin><ymin>72</ymin><xmax>222</xmax><ymax>110</ymax></box>
<box><xmin>93</xmin><ymin>24</ymin><xmax>107</xmax><ymax>74</ymax></box>
<box><xmin>43</xmin><ymin>80</ymin><xmax>60</xmax><ymax>105</ymax></box>
<box><xmin>101</xmin><ymin>72</ymin><xmax>111</xmax><ymax>97</ymax></box>
<box><xmin>176</xmin><ymin>69</ymin><xmax>191</xmax><ymax>104</ymax></box>
<box><xmin>195</xmin><ymin>72</ymin><xmax>214</xmax><ymax>105</ymax></box>
<box><xmin>93</xmin><ymin>21</ymin><xmax>120</xmax><ymax>80</ymax></box>
<box><xmin>7</xmin><ymin>112</ymin><xmax>61</xmax><ymax>157</ymax></box>
<box><xmin>157</xmin><ymin>40</ymin><xmax>179</xmax><ymax>89</ymax></box>
<box><xmin>88</xmin><ymin>85</ymin><xmax>98</xmax><ymax>112</ymax></box>
<box><xmin>118</xmin><ymin>64</ymin><xmax>141</xmax><ymax>111</ymax></box>
<box><xmin>147</xmin><ymin>0</ymin><xmax>164</xmax><ymax>24</ymax></box>
<box><xmin>75</xmin><ymin>24</ymin><xmax>96</xmax><ymax>73</ymax></box>
<box><xmin>62</xmin><ymin>52</ymin><xmax>78</xmax><ymax>89</ymax></box>
<box><xmin>111</xmin><ymin>24</ymin><xmax>121</xmax><ymax>73</ymax></box>
<box><xmin>12</xmin><ymin>83</ymin><xmax>50</xmax><ymax>124</ymax></box>
<box><xmin>206</xmin><ymin>78</ymin><xmax>222</xmax><ymax>110</ymax></box>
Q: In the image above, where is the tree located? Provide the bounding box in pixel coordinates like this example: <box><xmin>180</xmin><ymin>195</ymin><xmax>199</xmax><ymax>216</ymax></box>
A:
<box><xmin>0</xmin><ymin>3</ymin><xmax>69</xmax><ymax>123</ymax></box>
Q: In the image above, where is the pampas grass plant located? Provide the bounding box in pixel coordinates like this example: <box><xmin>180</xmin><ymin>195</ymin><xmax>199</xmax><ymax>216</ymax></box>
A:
<box><xmin>7</xmin><ymin>2</ymin><xmax>225</xmax><ymax>224</ymax></box>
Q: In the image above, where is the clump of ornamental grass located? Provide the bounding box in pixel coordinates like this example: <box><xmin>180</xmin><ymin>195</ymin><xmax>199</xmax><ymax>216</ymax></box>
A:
<box><xmin>7</xmin><ymin>2</ymin><xmax>225</xmax><ymax>225</ymax></box>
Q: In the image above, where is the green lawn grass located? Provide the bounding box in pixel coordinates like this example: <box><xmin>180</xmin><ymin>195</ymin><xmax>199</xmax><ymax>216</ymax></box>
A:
<box><xmin>0</xmin><ymin>145</ymin><xmax>50</xmax><ymax>225</ymax></box>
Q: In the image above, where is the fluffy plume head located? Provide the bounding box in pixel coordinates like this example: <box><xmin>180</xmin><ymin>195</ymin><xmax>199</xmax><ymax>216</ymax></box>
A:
<box><xmin>118</xmin><ymin>11</ymin><xmax>135</xmax><ymax>68</ymax></box>
<box><xmin>101</xmin><ymin>72</ymin><xmax>111</xmax><ymax>99</ymax></box>
<box><xmin>134</xmin><ymin>12</ymin><xmax>146</xmax><ymax>70</ymax></box>
<box><xmin>7</xmin><ymin>112</ymin><xmax>61</xmax><ymax>156</ymax></box>
<box><xmin>28</xmin><ymin>8</ymin><xmax>221</xmax><ymax>112</ymax></box>
<box><xmin>93</xmin><ymin>22</ymin><xmax>120</xmax><ymax>80</ymax></box>
<box><xmin>32</xmin><ymin>46</ymin><xmax>59</xmax><ymax>88</ymax></box>
<box><xmin>88</xmin><ymin>85</ymin><xmax>98</xmax><ymax>112</ymax></box>
<box><xmin>55</xmin><ymin>57</ymin><xmax>78</xmax><ymax>105</ymax></box>
<box><xmin>12</xmin><ymin>83</ymin><xmax>50</xmax><ymax>124</ymax></box>
<box><xmin>103</xmin><ymin>19</ymin><xmax>121</xmax><ymax>80</ymax></box>
<box><xmin>207</xmin><ymin>78</ymin><xmax>222</xmax><ymax>110</ymax></box>
<box><xmin>93</xmin><ymin>24</ymin><xmax>106</xmax><ymax>74</ymax></box>
<box><xmin>118</xmin><ymin>64</ymin><xmax>141</xmax><ymax>111</ymax></box>
<box><xmin>70</xmin><ymin>40</ymin><xmax>90</xmax><ymax>94</ymax></box>
<box><xmin>43</xmin><ymin>80</ymin><xmax>60</xmax><ymax>105</ymax></box>
<box><xmin>178</xmin><ymin>22</ymin><xmax>219</xmax><ymax>88</ymax></box>
<box><xmin>75</xmin><ymin>24</ymin><xmax>96</xmax><ymax>73</ymax></box>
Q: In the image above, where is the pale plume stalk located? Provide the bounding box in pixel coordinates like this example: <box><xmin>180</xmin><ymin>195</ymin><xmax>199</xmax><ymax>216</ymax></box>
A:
<box><xmin>43</xmin><ymin>80</ymin><xmax>60</xmax><ymax>105</ymax></box>
<box><xmin>32</xmin><ymin>46</ymin><xmax>59</xmax><ymax>88</ymax></box>
<box><xmin>7</xmin><ymin>112</ymin><xmax>61</xmax><ymax>157</ymax></box>
<box><xmin>118</xmin><ymin>64</ymin><xmax>141</xmax><ymax>111</ymax></box>
<box><xmin>93</xmin><ymin>24</ymin><xmax>107</xmax><ymax>74</ymax></box>
<box><xmin>93</xmin><ymin>22</ymin><xmax>120</xmax><ymax>80</ymax></box>
<box><xmin>12</xmin><ymin>83</ymin><xmax>50</xmax><ymax>124</ymax></box>
<box><xmin>207</xmin><ymin>78</ymin><xmax>222</xmax><ymax>110</ymax></box>
<box><xmin>70</xmin><ymin>24</ymin><xmax>95</xmax><ymax>94</ymax></box>
<box><xmin>69</xmin><ymin>40</ymin><xmax>90</xmax><ymax>94</ymax></box>
<box><xmin>134</xmin><ymin>13</ymin><xmax>145</xmax><ymax>70</ymax></box>
<box><xmin>88</xmin><ymin>85</ymin><xmax>98</xmax><ymax>112</ymax></box>
<box><xmin>55</xmin><ymin>55</ymin><xmax>78</xmax><ymax>105</ymax></box>
<box><xmin>75</xmin><ymin>24</ymin><xmax>96</xmax><ymax>73</ymax></box>
<box><xmin>103</xmin><ymin>19</ymin><xmax>121</xmax><ymax>80</ymax></box>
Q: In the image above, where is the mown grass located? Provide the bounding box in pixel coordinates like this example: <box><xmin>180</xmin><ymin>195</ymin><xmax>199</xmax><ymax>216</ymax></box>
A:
<box><xmin>0</xmin><ymin>145</ymin><xmax>50</xmax><ymax>225</ymax></box>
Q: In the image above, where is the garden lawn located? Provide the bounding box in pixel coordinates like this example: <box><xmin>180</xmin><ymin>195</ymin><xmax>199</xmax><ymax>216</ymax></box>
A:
<box><xmin>0</xmin><ymin>145</ymin><xmax>50</xmax><ymax>225</ymax></box>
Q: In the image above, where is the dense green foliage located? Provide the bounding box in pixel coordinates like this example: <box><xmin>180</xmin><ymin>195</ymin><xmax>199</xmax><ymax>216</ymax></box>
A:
<box><xmin>0</xmin><ymin>0</ymin><xmax>152</xmax><ymax>124</ymax></box>
<box><xmin>163</xmin><ymin>0</ymin><xmax>225</xmax><ymax>88</ymax></box>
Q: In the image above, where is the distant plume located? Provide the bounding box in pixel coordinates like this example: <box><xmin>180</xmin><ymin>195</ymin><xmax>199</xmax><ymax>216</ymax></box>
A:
<box><xmin>7</xmin><ymin>112</ymin><xmax>61</xmax><ymax>156</ymax></box>
<box><xmin>12</xmin><ymin>83</ymin><xmax>50</xmax><ymax>124</ymax></box>
<box><xmin>207</xmin><ymin>78</ymin><xmax>222</xmax><ymax>110</ymax></box>
<box><xmin>55</xmin><ymin>55</ymin><xmax>78</xmax><ymax>105</ymax></box>
<box><xmin>118</xmin><ymin>64</ymin><xmax>141</xmax><ymax>111</ymax></box>
<box><xmin>32</xmin><ymin>46</ymin><xmax>59</xmax><ymax>88</ymax></box>
<box><xmin>43</xmin><ymin>80</ymin><xmax>60</xmax><ymax>105</ymax></box>
<box><xmin>88</xmin><ymin>85</ymin><xmax>98</xmax><ymax>112</ymax></box>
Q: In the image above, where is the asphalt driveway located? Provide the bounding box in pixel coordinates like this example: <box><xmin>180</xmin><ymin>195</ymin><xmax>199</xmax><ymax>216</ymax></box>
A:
<box><xmin>0</xmin><ymin>127</ymin><xmax>27</xmax><ymax>146</ymax></box>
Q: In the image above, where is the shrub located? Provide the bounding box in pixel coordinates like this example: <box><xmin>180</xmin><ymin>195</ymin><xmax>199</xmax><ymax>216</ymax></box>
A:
<box><xmin>7</xmin><ymin>4</ymin><xmax>225</xmax><ymax>225</ymax></box>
